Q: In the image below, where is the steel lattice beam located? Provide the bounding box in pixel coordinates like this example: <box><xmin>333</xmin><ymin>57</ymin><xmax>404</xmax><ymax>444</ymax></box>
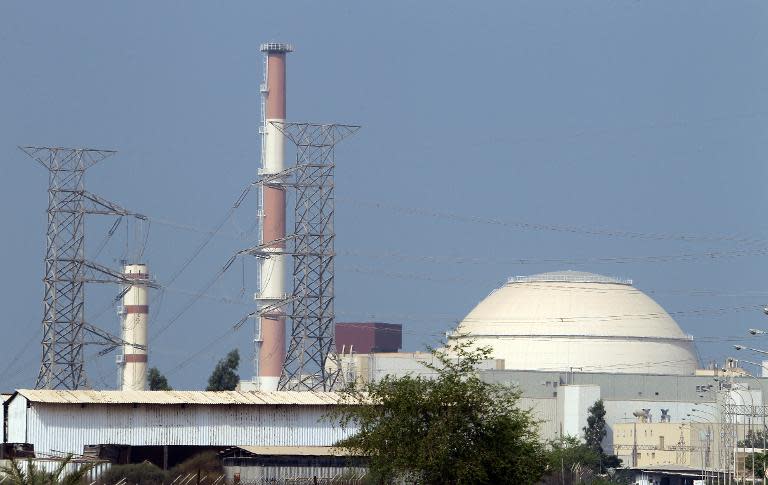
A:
<box><xmin>20</xmin><ymin>146</ymin><xmax>146</xmax><ymax>390</ymax></box>
<box><xmin>263</xmin><ymin>122</ymin><xmax>359</xmax><ymax>391</ymax></box>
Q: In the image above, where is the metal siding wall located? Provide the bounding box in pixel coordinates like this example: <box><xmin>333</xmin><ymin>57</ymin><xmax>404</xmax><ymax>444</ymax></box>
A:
<box><xmin>6</xmin><ymin>396</ymin><xmax>27</xmax><ymax>444</ymax></box>
<box><xmin>226</xmin><ymin>464</ymin><xmax>367</xmax><ymax>483</ymax></box>
<box><xmin>25</xmin><ymin>404</ymin><xmax>356</xmax><ymax>455</ymax></box>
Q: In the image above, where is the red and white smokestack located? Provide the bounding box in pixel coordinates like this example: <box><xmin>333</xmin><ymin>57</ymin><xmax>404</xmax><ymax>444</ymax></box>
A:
<box><xmin>255</xmin><ymin>42</ymin><xmax>293</xmax><ymax>391</ymax></box>
<box><xmin>120</xmin><ymin>263</ymin><xmax>149</xmax><ymax>391</ymax></box>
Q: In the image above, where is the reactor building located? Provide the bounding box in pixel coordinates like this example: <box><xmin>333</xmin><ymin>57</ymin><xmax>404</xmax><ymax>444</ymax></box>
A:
<box><xmin>449</xmin><ymin>270</ymin><xmax>699</xmax><ymax>375</ymax></box>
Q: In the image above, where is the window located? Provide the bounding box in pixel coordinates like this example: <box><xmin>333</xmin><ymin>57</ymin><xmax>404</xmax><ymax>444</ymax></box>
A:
<box><xmin>659</xmin><ymin>436</ymin><xmax>665</xmax><ymax>450</ymax></box>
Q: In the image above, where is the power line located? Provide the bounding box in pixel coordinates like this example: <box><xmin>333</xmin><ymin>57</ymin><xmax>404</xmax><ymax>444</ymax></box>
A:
<box><xmin>338</xmin><ymin>197</ymin><xmax>768</xmax><ymax>246</ymax></box>
<box><xmin>0</xmin><ymin>320</ymin><xmax>40</xmax><ymax>383</ymax></box>
<box><xmin>144</xmin><ymin>183</ymin><xmax>254</xmax><ymax>341</ymax></box>
<box><xmin>159</xmin><ymin>184</ymin><xmax>253</xmax><ymax>289</ymax></box>
<box><xmin>151</xmin><ymin>253</ymin><xmax>240</xmax><ymax>340</ymax></box>
<box><xmin>339</xmin><ymin>246</ymin><xmax>768</xmax><ymax>266</ymax></box>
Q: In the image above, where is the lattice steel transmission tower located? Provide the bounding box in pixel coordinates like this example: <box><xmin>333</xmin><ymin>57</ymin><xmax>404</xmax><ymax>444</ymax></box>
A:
<box><xmin>718</xmin><ymin>384</ymin><xmax>737</xmax><ymax>481</ymax></box>
<box><xmin>21</xmin><ymin>146</ymin><xmax>151</xmax><ymax>390</ymax></box>
<box><xmin>278</xmin><ymin>122</ymin><xmax>358</xmax><ymax>391</ymax></box>
<box><xmin>245</xmin><ymin>123</ymin><xmax>359</xmax><ymax>391</ymax></box>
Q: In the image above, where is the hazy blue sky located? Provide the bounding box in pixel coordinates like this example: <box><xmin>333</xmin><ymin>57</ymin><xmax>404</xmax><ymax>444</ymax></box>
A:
<box><xmin>1</xmin><ymin>1</ymin><xmax>767</xmax><ymax>390</ymax></box>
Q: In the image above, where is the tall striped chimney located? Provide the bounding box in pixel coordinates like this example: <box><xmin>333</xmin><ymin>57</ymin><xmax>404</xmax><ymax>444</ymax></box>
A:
<box><xmin>255</xmin><ymin>42</ymin><xmax>293</xmax><ymax>390</ymax></box>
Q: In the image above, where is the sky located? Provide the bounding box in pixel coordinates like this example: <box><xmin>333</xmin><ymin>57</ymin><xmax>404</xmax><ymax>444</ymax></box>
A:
<box><xmin>1</xmin><ymin>1</ymin><xmax>767</xmax><ymax>390</ymax></box>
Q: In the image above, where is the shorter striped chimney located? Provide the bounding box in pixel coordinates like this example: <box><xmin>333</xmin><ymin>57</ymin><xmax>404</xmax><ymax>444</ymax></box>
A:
<box><xmin>120</xmin><ymin>263</ymin><xmax>149</xmax><ymax>391</ymax></box>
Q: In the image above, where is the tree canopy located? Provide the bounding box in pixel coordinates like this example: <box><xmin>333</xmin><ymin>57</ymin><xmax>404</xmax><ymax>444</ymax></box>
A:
<box><xmin>745</xmin><ymin>451</ymin><xmax>768</xmax><ymax>479</ymax></box>
<box><xmin>583</xmin><ymin>399</ymin><xmax>622</xmax><ymax>471</ymax></box>
<box><xmin>332</xmin><ymin>341</ymin><xmax>547</xmax><ymax>485</ymax></box>
<box><xmin>206</xmin><ymin>349</ymin><xmax>240</xmax><ymax>391</ymax></box>
<box><xmin>542</xmin><ymin>436</ymin><xmax>600</xmax><ymax>485</ymax></box>
<box><xmin>584</xmin><ymin>399</ymin><xmax>607</xmax><ymax>455</ymax></box>
<box><xmin>147</xmin><ymin>367</ymin><xmax>172</xmax><ymax>391</ymax></box>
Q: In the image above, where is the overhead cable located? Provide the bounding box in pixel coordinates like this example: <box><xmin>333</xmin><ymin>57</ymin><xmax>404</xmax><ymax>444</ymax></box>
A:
<box><xmin>338</xmin><ymin>197</ymin><xmax>767</xmax><ymax>246</ymax></box>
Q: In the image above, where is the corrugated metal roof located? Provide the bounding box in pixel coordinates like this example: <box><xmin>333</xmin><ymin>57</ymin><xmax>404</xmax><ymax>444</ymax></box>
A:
<box><xmin>14</xmin><ymin>390</ymin><xmax>353</xmax><ymax>406</ymax></box>
<box><xmin>236</xmin><ymin>446</ymin><xmax>357</xmax><ymax>457</ymax></box>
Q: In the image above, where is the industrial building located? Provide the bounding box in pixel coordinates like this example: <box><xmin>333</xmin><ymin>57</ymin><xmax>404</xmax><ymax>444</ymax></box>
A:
<box><xmin>221</xmin><ymin>446</ymin><xmax>366</xmax><ymax>483</ymax></box>
<box><xmin>2</xmin><ymin>390</ymin><xmax>358</xmax><ymax>468</ymax></box>
<box><xmin>335</xmin><ymin>270</ymin><xmax>768</xmax><ymax>481</ymax></box>
<box><xmin>336</xmin><ymin>322</ymin><xmax>402</xmax><ymax>354</ymax></box>
<box><xmin>4</xmin><ymin>269</ymin><xmax>768</xmax><ymax>483</ymax></box>
<box><xmin>4</xmin><ymin>29</ymin><xmax>764</xmax><ymax>484</ymax></box>
<box><xmin>450</xmin><ymin>271</ymin><xmax>699</xmax><ymax>375</ymax></box>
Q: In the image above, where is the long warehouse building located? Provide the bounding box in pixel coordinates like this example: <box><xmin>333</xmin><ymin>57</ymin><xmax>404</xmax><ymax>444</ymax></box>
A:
<box><xmin>3</xmin><ymin>390</ymin><xmax>358</xmax><ymax>463</ymax></box>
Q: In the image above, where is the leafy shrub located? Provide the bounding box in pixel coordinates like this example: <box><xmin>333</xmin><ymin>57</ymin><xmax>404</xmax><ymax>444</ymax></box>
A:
<box><xmin>169</xmin><ymin>451</ymin><xmax>223</xmax><ymax>478</ymax></box>
<box><xmin>100</xmin><ymin>462</ymin><xmax>167</xmax><ymax>485</ymax></box>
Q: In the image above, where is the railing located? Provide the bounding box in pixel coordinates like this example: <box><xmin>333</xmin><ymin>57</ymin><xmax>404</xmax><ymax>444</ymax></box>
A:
<box><xmin>508</xmin><ymin>274</ymin><xmax>633</xmax><ymax>285</ymax></box>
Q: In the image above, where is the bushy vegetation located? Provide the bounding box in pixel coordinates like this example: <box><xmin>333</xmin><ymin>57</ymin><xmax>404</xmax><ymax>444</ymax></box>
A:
<box><xmin>206</xmin><ymin>349</ymin><xmax>240</xmax><ymax>391</ymax></box>
<box><xmin>100</xmin><ymin>462</ymin><xmax>166</xmax><ymax>485</ymax></box>
<box><xmin>147</xmin><ymin>367</ymin><xmax>172</xmax><ymax>391</ymax></box>
<box><xmin>98</xmin><ymin>453</ymin><xmax>223</xmax><ymax>485</ymax></box>
<box><xmin>0</xmin><ymin>455</ymin><xmax>96</xmax><ymax>485</ymax></box>
<box><xmin>169</xmin><ymin>451</ymin><xmax>222</xmax><ymax>477</ymax></box>
<box><xmin>332</xmin><ymin>341</ymin><xmax>548</xmax><ymax>484</ymax></box>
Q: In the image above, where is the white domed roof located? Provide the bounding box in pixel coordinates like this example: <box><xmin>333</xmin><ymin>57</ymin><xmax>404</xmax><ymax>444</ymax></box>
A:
<box><xmin>452</xmin><ymin>271</ymin><xmax>698</xmax><ymax>375</ymax></box>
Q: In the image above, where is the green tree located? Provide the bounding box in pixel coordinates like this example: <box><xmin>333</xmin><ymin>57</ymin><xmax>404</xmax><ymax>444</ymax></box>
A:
<box><xmin>584</xmin><ymin>399</ymin><xmax>607</xmax><ymax>455</ymax></box>
<box><xmin>332</xmin><ymin>341</ymin><xmax>547</xmax><ymax>485</ymax></box>
<box><xmin>583</xmin><ymin>399</ymin><xmax>622</xmax><ymax>472</ymax></box>
<box><xmin>745</xmin><ymin>451</ymin><xmax>768</xmax><ymax>480</ymax></box>
<box><xmin>147</xmin><ymin>367</ymin><xmax>172</xmax><ymax>391</ymax></box>
<box><xmin>206</xmin><ymin>349</ymin><xmax>240</xmax><ymax>391</ymax></box>
<box><xmin>542</xmin><ymin>436</ymin><xmax>600</xmax><ymax>485</ymax></box>
<box><xmin>739</xmin><ymin>429</ymin><xmax>767</xmax><ymax>448</ymax></box>
<box><xmin>0</xmin><ymin>455</ymin><xmax>96</xmax><ymax>485</ymax></box>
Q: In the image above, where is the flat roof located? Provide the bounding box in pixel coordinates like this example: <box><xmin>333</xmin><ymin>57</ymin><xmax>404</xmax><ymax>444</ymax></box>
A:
<box><xmin>12</xmin><ymin>390</ymin><xmax>351</xmax><ymax>406</ymax></box>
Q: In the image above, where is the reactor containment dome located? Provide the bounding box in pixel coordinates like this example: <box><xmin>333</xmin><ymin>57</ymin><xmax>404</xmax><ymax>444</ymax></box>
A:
<box><xmin>450</xmin><ymin>271</ymin><xmax>698</xmax><ymax>375</ymax></box>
